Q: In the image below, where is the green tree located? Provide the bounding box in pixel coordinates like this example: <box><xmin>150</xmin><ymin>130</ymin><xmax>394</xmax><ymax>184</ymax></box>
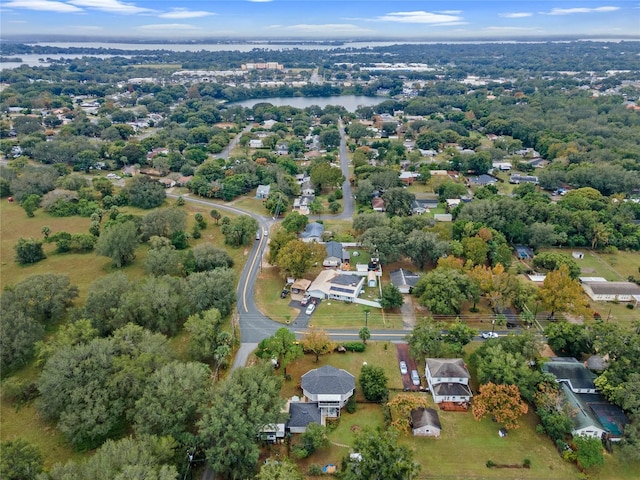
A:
<box><xmin>140</xmin><ymin>207</ymin><xmax>187</xmax><ymax>241</ymax></box>
<box><xmin>257</xmin><ymin>459</ymin><xmax>304</xmax><ymax>480</ymax></box>
<box><xmin>574</xmin><ymin>435</ymin><xmax>605</xmax><ymax>470</ymax></box>
<box><xmin>0</xmin><ymin>439</ymin><xmax>43</xmax><ymax>480</ymax></box>
<box><xmin>184</xmin><ymin>308</ymin><xmax>224</xmax><ymax>362</ymax></box>
<box><xmin>293</xmin><ymin>423</ymin><xmax>330</xmax><ymax>459</ymax></box>
<box><xmin>404</xmin><ymin>230</ymin><xmax>449</xmax><ymax>269</ymax></box>
<box><xmin>96</xmin><ymin>221</ymin><xmax>139</xmax><ymax>268</ymax></box>
<box><xmin>21</xmin><ymin>193</ymin><xmax>41</xmax><ymax>217</ymax></box>
<box><xmin>381</xmin><ymin>187</ymin><xmax>415</xmax><ymax>217</ymax></box>
<box><xmin>358</xmin><ymin>226</ymin><xmax>406</xmax><ymax>264</ymax></box>
<box><xmin>14</xmin><ymin>237</ymin><xmax>46</xmax><ymax>264</ymax></box>
<box><xmin>310</xmin><ymin>162</ymin><xmax>344</xmax><ymax>192</ymax></box>
<box><xmin>275</xmin><ymin>239</ymin><xmax>323</xmax><ymax>279</ymax></box>
<box><xmin>124</xmin><ymin>175</ymin><xmax>166</xmax><ymax>209</ymax></box>
<box><xmin>413</xmin><ymin>268</ymin><xmax>471</xmax><ymax>315</ymax></box>
<box><xmin>444</xmin><ymin>320</ymin><xmax>477</xmax><ymax>346</ymax></box>
<box><xmin>341</xmin><ymin>427</ymin><xmax>420</xmax><ymax>480</ymax></box>
<box><xmin>267</xmin><ymin>226</ymin><xmax>297</xmax><ymax>264</ymax></box>
<box><xmin>264</xmin><ymin>191</ymin><xmax>290</xmax><ymax>217</ymax></box>
<box><xmin>35</xmin><ymin>319</ymin><xmax>98</xmax><ymax>367</ymax></box>
<box><xmin>380</xmin><ymin>283</ymin><xmax>404</xmax><ymax>309</ymax></box>
<box><xmin>408</xmin><ymin>317</ymin><xmax>461</xmax><ymax>361</ymax></box>
<box><xmin>538</xmin><ymin>264</ymin><xmax>590</xmax><ymax>319</ymax></box>
<box><xmin>359</xmin><ymin>364</ymin><xmax>388</xmax><ymax>402</ymax></box>
<box><xmin>532</xmin><ymin>252</ymin><xmax>581</xmax><ymax>279</ymax></box>
<box><xmin>83</xmin><ymin>272</ymin><xmax>132</xmax><ymax>335</ymax></box>
<box><xmin>282</xmin><ymin>210</ymin><xmax>309</xmax><ymax>233</ymax></box>
<box><xmin>359</xmin><ymin>326</ymin><xmax>371</xmax><ymax>345</ymax></box>
<box><xmin>544</xmin><ymin>321</ymin><xmax>592</xmax><ymax>358</ymax></box>
<box><xmin>256</xmin><ymin>327</ymin><xmax>303</xmax><ymax>377</ymax></box>
<box><xmin>0</xmin><ymin>306</ymin><xmax>44</xmax><ymax>371</ymax></box>
<box><xmin>222</xmin><ymin>215</ymin><xmax>259</xmax><ymax>247</ymax></box>
<box><xmin>209</xmin><ymin>208</ymin><xmax>222</xmax><ymax>225</ymax></box>
<box><xmin>198</xmin><ymin>363</ymin><xmax>286</xmax><ymax>480</ymax></box>
<box><xmin>145</xmin><ymin>245</ymin><xmax>182</xmax><ymax>276</ymax></box>
<box><xmin>192</xmin><ymin>243</ymin><xmax>234</xmax><ymax>271</ymax></box>
<box><xmin>132</xmin><ymin>361</ymin><xmax>212</xmax><ymax>439</ymax></box>
<box><xmin>185</xmin><ymin>268</ymin><xmax>237</xmax><ymax>317</ymax></box>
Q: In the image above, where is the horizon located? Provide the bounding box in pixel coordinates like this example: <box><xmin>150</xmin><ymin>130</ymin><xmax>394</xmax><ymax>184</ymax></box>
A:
<box><xmin>1</xmin><ymin>1</ymin><xmax>639</xmax><ymax>41</ymax></box>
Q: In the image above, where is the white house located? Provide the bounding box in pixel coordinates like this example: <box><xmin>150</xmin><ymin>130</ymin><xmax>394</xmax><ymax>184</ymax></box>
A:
<box><xmin>249</xmin><ymin>139</ymin><xmax>263</xmax><ymax>149</ymax></box>
<box><xmin>307</xmin><ymin>271</ymin><xmax>365</xmax><ymax>303</ymax></box>
<box><xmin>581</xmin><ymin>280</ymin><xmax>640</xmax><ymax>302</ymax></box>
<box><xmin>300</xmin><ymin>366</ymin><xmax>355</xmax><ymax>418</ymax></box>
<box><xmin>560</xmin><ymin>383</ymin><xmax>607</xmax><ymax>440</ymax></box>
<box><xmin>425</xmin><ymin>358</ymin><xmax>472</xmax><ymax>406</ymax></box>
<box><xmin>411</xmin><ymin>407</ymin><xmax>442</xmax><ymax>437</ymax></box>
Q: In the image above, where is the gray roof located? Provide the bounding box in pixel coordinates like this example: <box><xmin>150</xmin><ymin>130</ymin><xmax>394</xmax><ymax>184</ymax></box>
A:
<box><xmin>287</xmin><ymin>402</ymin><xmax>322</xmax><ymax>429</ymax></box>
<box><xmin>301</xmin><ymin>365</ymin><xmax>355</xmax><ymax>395</ymax></box>
<box><xmin>426</xmin><ymin>358</ymin><xmax>470</xmax><ymax>379</ymax></box>
<box><xmin>559</xmin><ymin>383</ymin><xmax>604</xmax><ymax>433</ymax></box>
<box><xmin>586</xmin><ymin>282</ymin><xmax>640</xmax><ymax>296</ymax></box>
<box><xmin>331</xmin><ymin>274</ymin><xmax>362</xmax><ymax>287</ymax></box>
<box><xmin>468</xmin><ymin>174</ymin><xmax>497</xmax><ymax>185</ymax></box>
<box><xmin>301</xmin><ymin>222</ymin><xmax>324</xmax><ymax>239</ymax></box>
<box><xmin>543</xmin><ymin>359</ymin><xmax>596</xmax><ymax>390</ymax></box>
<box><xmin>411</xmin><ymin>407</ymin><xmax>442</xmax><ymax>430</ymax></box>
<box><xmin>325</xmin><ymin>241</ymin><xmax>349</xmax><ymax>261</ymax></box>
<box><xmin>389</xmin><ymin>269</ymin><xmax>421</xmax><ymax>289</ymax></box>
<box><xmin>432</xmin><ymin>383</ymin><xmax>472</xmax><ymax>397</ymax></box>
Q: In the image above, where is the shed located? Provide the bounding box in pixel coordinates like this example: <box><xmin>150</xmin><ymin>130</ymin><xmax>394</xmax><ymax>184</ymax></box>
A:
<box><xmin>411</xmin><ymin>407</ymin><xmax>442</xmax><ymax>437</ymax></box>
<box><xmin>291</xmin><ymin>278</ymin><xmax>311</xmax><ymax>294</ymax></box>
<box><xmin>256</xmin><ymin>184</ymin><xmax>271</xmax><ymax>199</ymax></box>
<box><xmin>367</xmin><ymin>271</ymin><xmax>377</xmax><ymax>287</ymax></box>
<box><xmin>572</xmin><ymin>251</ymin><xmax>584</xmax><ymax>259</ymax></box>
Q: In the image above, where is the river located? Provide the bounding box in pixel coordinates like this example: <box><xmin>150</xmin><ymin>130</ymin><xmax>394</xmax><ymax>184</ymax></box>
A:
<box><xmin>228</xmin><ymin>96</ymin><xmax>385</xmax><ymax>112</ymax></box>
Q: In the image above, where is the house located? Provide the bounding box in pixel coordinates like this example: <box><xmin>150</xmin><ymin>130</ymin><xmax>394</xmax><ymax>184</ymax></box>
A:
<box><xmin>300</xmin><ymin>222</ymin><xmax>324</xmax><ymax>242</ymax></box>
<box><xmin>399</xmin><ymin>171</ymin><xmax>420</xmax><ymax>185</ymax></box>
<box><xmin>433</xmin><ymin>214</ymin><xmax>452</xmax><ymax>222</ymax></box>
<box><xmin>411</xmin><ymin>407</ymin><xmax>442</xmax><ymax>437</ymax></box>
<box><xmin>287</xmin><ymin>402</ymin><xmax>322</xmax><ymax>434</ymax></box>
<box><xmin>256</xmin><ymin>184</ymin><xmax>271</xmax><ymax>199</ymax></box>
<box><xmin>389</xmin><ymin>269</ymin><xmax>421</xmax><ymax>294</ymax></box>
<box><xmin>560</xmin><ymin>384</ymin><xmax>607</xmax><ymax>439</ymax></box>
<box><xmin>293</xmin><ymin>194</ymin><xmax>315</xmax><ymax>213</ymax></box>
<box><xmin>580</xmin><ymin>280</ymin><xmax>640</xmax><ymax>302</ymax></box>
<box><xmin>425</xmin><ymin>358</ymin><xmax>472</xmax><ymax>408</ymax></box>
<box><xmin>372</xmin><ymin>197</ymin><xmax>385</xmax><ymax>212</ymax></box>
<box><xmin>249</xmin><ymin>139</ymin><xmax>263</xmax><ymax>149</ymax></box>
<box><xmin>467</xmin><ymin>174</ymin><xmax>497</xmax><ymax>186</ymax></box>
<box><xmin>509</xmin><ymin>173</ymin><xmax>539</xmax><ymax>185</ymax></box>
<box><xmin>307</xmin><ymin>270</ymin><xmax>365</xmax><ymax>302</ymax></box>
<box><xmin>300</xmin><ymin>366</ymin><xmax>355</xmax><ymax>418</ymax></box>
<box><xmin>159</xmin><ymin>178</ymin><xmax>176</xmax><ymax>188</ymax></box>
<box><xmin>492</xmin><ymin>161</ymin><xmax>512</xmax><ymax>171</ymax></box>
<box><xmin>323</xmin><ymin>241</ymin><xmax>350</xmax><ymax>268</ymax></box>
<box><xmin>276</xmin><ymin>143</ymin><xmax>289</xmax><ymax>156</ymax></box>
<box><xmin>542</xmin><ymin>358</ymin><xmax>597</xmax><ymax>394</ymax></box>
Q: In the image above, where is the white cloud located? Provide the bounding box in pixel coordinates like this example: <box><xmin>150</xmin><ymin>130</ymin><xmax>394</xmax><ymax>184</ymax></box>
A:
<box><xmin>499</xmin><ymin>12</ymin><xmax>533</xmax><ymax>18</ymax></box>
<box><xmin>159</xmin><ymin>8</ymin><xmax>215</xmax><ymax>19</ymax></box>
<box><xmin>377</xmin><ymin>10</ymin><xmax>463</xmax><ymax>25</ymax></box>
<box><xmin>68</xmin><ymin>1</ymin><xmax>153</xmax><ymax>15</ymax></box>
<box><xmin>3</xmin><ymin>0</ymin><xmax>82</xmax><ymax>13</ymax></box>
<box><xmin>275</xmin><ymin>23</ymin><xmax>373</xmax><ymax>35</ymax></box>
<box><xmin>137</xmin><ymin>23</ymin><xmax>201</xmax><ymax>31</ymax></box>
<box><xmin>437</xmin><ymin>10</ymin><xmax>462</xmax><ymax>15</ymax></box>
<box><xmin>546</xmin><ymin>6</ymin><xmax>620</xmax><ymax>15</ymax></box>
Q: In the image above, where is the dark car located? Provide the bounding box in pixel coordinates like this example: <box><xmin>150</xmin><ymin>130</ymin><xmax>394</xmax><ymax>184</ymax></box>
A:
<box><xmin>280</xmin><ymin>288</ymin><xmax>290</xmax><ymax>299</ymax></box>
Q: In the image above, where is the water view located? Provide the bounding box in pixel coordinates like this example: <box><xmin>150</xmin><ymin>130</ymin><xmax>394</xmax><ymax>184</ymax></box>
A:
<box><xmin>228</xmin><ymin>96</ymin><xmax>386</xmax><ymax>112</ymax></box>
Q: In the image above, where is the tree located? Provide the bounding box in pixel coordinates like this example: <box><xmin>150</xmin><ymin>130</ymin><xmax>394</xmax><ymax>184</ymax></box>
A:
<box><xmin>301</xmin><ymin>326</ymin><xmax>335</xmax><ymax>363</ymax></box>
<box><xmin>96</xmin><ymin>221</ymin><xmax>139</xmax><ymax>268</ymax></box>
<box><xmin>14</xmin><ymin>237</ymin><xmax>46</xmax><ymax>264</ymax></box>
<box><xmin>124</xmin><ymin>175</ymin><xmax>166</xmax><ymax>209</ymax></box>
<box><xmin>256</xmin><ymin>327</ymin><xmax>303</xmax><ymax>377</ymax></box>
<box><xmin>184</xmin><ymin>308</ymin><xmax>224</xmax><ymax>362</ymax></box>
<box><xmin>319</xmin><ymin>129</ymin><xmax>341</xmax><ymax>150</ymax></box>
<box><xmin>359</xmin><ymin>364</ymin><xmax>388</xmax><ymax>402</ymax></box>
<box><xmin>358</xmin><ymin>226</ymin><xmax>406</xmax><ymax>264</ymax></box>
<box><xmin>264</xmin><ymin>191</ymin><xmax>290</xmax><ymax>217</ymax></box>
<box><xmin>293</xmin><ymin>423</ymin><xmax>330</xmax><ymax>459</ymax></box>
<box><xmin>44</xmin><ymin>435</ymin><xmax>178</xmax><ymax>480</ymax></box>
<box><xmin>83</xmin><ymin>272</ymin><xmax>131</xmax><ymax>335</ymax></box>
<box><xmin>380</xmin><ymin>283</ymin><xmax>403</xmax><ymax>309</ymax></box>
<box><xmin>132</xmin><ymin>361</ymin><xmax>211</xmax><ymax>439</ymax></box>
<box><xmin>209</xmin><ymin>208</ymin><xmax>222</xmax><ymax>225</ymax></box>
<box><xmin>267</xmin><ymin>226</ymin><xmax>297</xmax><ymax>264</ymax></box>
<box><xmin>145</xmin><ymin>245</ymin><xmax>182</xmax><ymax>276</ymax></box>
<box><xmin>0</xmin><ymin>306</ymin><xmax>44</xmax><ymax>371</ymax></box>
<box><xmin>413</xmin><ymin>268</ymin><xmax>471</xmax><ymax>315</ymax></box>
<box><xmin>140</xmin><ymin>207</ymin><xmax>187</xmax><ymax>241</ymax></box>
<box><xmin>408</xmin><ymin>317</ymin><xmax>461</xmax><ymax>361</ymax></box>
<box><xmin>532</xmin><ymin>252</ymin><xmax>580</xmax><ymax>279</ymax></box>
<box><xmin>221</xmin><ymin>215</ymin><xmax>259</xmax><ymax>247</ymax></box>
<box><xmin>275</xmin><ymin>239</ymin><xmax>323</xmax><ymax>279</ymax></box>
<box><xmin>544</xmin><ymin>321</ymin><xmax>592</xmax><ymax>358</ymax></box>
<box><xmin>574</xmin><ymin>435</ymin><xmax>605</xmax><ymax>470</ymax></box>
<box><xmin>21</xmin><ymin>193</ymin><xmax>41</xmax><ymax>217</ymax></box>
<box><xmin>359</xmin><ymin>326</ymin><xmax>371</xmax><ymax>345</ymax></box>
<box><xmin>381</xmin><ymin>187</ymin><xmax>415</xmax><ymax>217</ymax></box>
<box><xmin>341</xmin><ymin>427</ymin><xmax>420</xmax><ymax>480</ymax></box>
<box><xmin>198</xmin><ymin>363</ymin><xmax>286</xmax><ymax>480</ymax></box>
<box><xmin>192</xmin><ymin>243</ymin><xmax>234</xmax><ymax>271</ymax></box>
<box><xmin>310</xmin><ymin>162</ymin><xmax>344</xmax><ymax>192</ymax></box>
<box><xmin>462</xmin><ymin>236</ymin><xmax>490</xmax><ymax>266</ymax></box>
<box><xmin>281</xmin><ymin>210</ymin><xmax>309</xmax><ymax>233</ymax></box>
<box><xmin>404</xmin><ymin>230</ymin><xmax>448</xmax><ymax>269</ymax></box>
<box><xmin>538</xmin><ymin>264</ymin><xmax>590</xmax><ymax>319</ymax></box>
<box><xmin>387</xmin><ymin>393</ymin><xmax>429</xmax><ymax>434</ymax></box>
<box><xmin>472</xmin><ymin>382</ymin><xmax>528</xmax><ymax>429</ymax></box>
<box><xmin>0</xmin><ymin>439</ymin><xmax>43</xmax><ymax>480</ymax></box>
<box><xmin>444</xmin><ymin>320</ymin><xmax>477</xmax><ymax>347</ymax></box>
<box><xmin>257</xmin><ymin>459</ymin><xmax>304</xmax><ymax>480</ymax></box>
<box><xmin>35</xmin><ymin>319</ymin><xmax>98</xmax><ymax>367</ymax></box>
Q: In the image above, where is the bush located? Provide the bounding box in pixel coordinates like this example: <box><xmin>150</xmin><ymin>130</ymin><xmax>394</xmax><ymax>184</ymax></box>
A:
<box><xmin>523</xmin><ymin>458</ymin><xmax>531</xmax><ymax>468</ymax></box>
<box><xmin>308</xmin><ymin>464</ymin><xmax>322</xmax><ymax>476</ymax></box>
<box><xmin>626</xmin><ymin>303</ymin><xmax>635</xmax><ymax>309</ymax></box>
<box><xmin>486</xmin><ymin>460</ymin><xmax>495</xmax><ymax>468</ymax></box>
<box><xmin>345</xmin><ymin>395</ymin><xmax>357</xmax><ymax>414</ymax></box>
<box><xmin>342</xmin><ymin>342</ymin><xmax>366</xmax><ymax>352</ymax></box>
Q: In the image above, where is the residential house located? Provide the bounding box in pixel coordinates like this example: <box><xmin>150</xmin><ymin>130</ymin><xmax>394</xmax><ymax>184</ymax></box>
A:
<box><xmin>300</xmin><ymin>366</ymin><xmax>355</xmax><ymax>418</ymax></box>
<box><xmin>249</xmin><ymin>139</ymin><xmax>263</xmax><ymax>149</ymax></box>
<box><xmin>399</xmin><ymin>171</ymin><xmax>420</xmax><ymax>185</ymax></box>
<box><xmin>287</xmin><ymin>402</ymin><xmax>322</xmax><ymax>434</ymax></box>
<box><xmin>425</xmin><ymin>358</ymin><xmax>472</xmax><ymax>408</ymax></box>
<box><xmin>411</xmin><ymin>407</ymin><xmax>442</xmax><ymax>437</ymax></box>
<box><xmin>323</xmin><ymin>241</ymin><xmax>350</xmax><ymax>268</ymax></box>
<box><xmin>492</xmin><ymin>161</ymin><xmax>512</xmax><ymax>171</ymax></box>
<box><xmin>307</xmin><ymin>270</ymin><xmax>365</xmax><ymax>302</ymax></box>
<box><xmin>542</xmin><ymin>358</ymin><xmax>597</xmax><ymax>394</ymax></box>
<box><xmin>467</xmin><ymin>174</ymin><xmax>497</xmax><ymax>186</ymax></box>
<box><xmin>389</xmin><ymin>269</ymin><xmax>421</xmax><ymax>294</ymax></box>
<box><xmin>300</xmin><ymin>222</ymin><xmax>324</xmax><ymax>242</ymax></box>
<box><xmin>580</xmin><ymin>280</ymin><xmax>640</xmax><ymax>302</ymax></box>
<box><xmin>276</xmin><ymin>143</ymin><xmax>289</xmax><ymax>156</ymax></box>
<box><xmin>559</xmin><ymin>384</ymin><xmax>607</xmax><ymax>439</ymax></box>
<box><xmin>372</xmin><ymin>197</ymin><xmax>385</xmax><ymax>212</ymax></box>
<box><xmin>291</xmin><ymin>278</ymin><xmax>311</xmax><ymax>295</ymax></box>
<box><xmin>256</xmin><ymin>184</ymin><xmax>271</xmax><ymax>199</ymax></box>
<box><xmin>293</xmin><ymin>194</ymin><xmax>315</xmax><ymax>213</ymax></box>
<box><xmin>263</xmin><ymin>119</ymin><xmax>277</xmax><ymax>129</ymax></box>
<box><xmin>509</xmin><ymin>173</ymin><xmax>539</xmax><ymax>185</ymax></box>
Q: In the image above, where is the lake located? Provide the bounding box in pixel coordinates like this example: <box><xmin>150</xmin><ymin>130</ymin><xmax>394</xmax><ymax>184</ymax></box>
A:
<box><xmin>228</xmin><ymin>96</ymin><xmax>386</xmax><ymax>112</ymax></box>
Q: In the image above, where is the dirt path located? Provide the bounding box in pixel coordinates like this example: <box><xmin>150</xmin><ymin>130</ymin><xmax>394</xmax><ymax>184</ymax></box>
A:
<box><xmin>400</xmin><ymin>295</ymin><xmax>417</xmax><ymax>329</ymax></box>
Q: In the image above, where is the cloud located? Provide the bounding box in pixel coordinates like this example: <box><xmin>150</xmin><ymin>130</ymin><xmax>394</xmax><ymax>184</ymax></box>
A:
<box><xmin>437</xmin><ymin>10</ymin><xmax>462</xmax><ymax>15</ymax></box>
<box><xmin>159</xmin><ymin>8</ymin><xmax>215</xmax><ymax>19</ymax></box>
<box><xmin>137</xmin><ymin>23</ymin><xmax>202</xmax><ymax>31</ymax></box>
<box><xmin>499</xmin><ymin>12</ymin><xmax>533</xmax><ymax>18</ymax></box>
<box><xmin>546</xmin><ymin>6</ymin><xmax>620</xmax><ymax>15</ymax></box>
<box><xmin>3</xmin><ymin>0</ymin><xmax>82</xmax><ymax>13</ymax></box>
<box><xmin>272</xmin><ymin>23</ymin><xmax>373</xmax><ymax>35</ymax></box>
<box><xmin>485</xmin><ymin>26</ymin><xmax>540</xmax><ymax>31</ymax></box>
<box><xmin>377</xmin><ymin>10</ymin><xmax>463</xmax><ymax>25</ymax></box>
<box><xmin>68</xmin><ymin>1</ymin><xmax>153</xmax><ymax>15</ymax></box>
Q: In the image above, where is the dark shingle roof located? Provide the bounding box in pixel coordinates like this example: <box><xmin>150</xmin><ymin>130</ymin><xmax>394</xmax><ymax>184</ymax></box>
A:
<box><xmin>411</xmin><ymin>407</ymin><xmax>442</xmax><ymax>430</ymax></box>
<box><xmin>426</xmin><ymin>358</ymin><xmax>470</xmax><ymax>379</ymax></box>
<box><xmin>389</xmin><ymin>269</ymin><xmax>421</xmax><ymax>288</ymax></box>
<box><xmin>542</xmin><ymin>358</ymin><xmax>596</xmax><ymax>390</ymax></box>
<box><xmin>432</xmin><ymin>383</ymin><xmax>472</xmax><ymax>397</ymax></box>
<box><xmin>287</xmin><ymin>402</ymin><xmax>322</xmax><ymax>429</ymax></box>
<box><xmin>301</xmin><ymin>365</ymin><xmax>355</xmax><ymax>395</ymax></box>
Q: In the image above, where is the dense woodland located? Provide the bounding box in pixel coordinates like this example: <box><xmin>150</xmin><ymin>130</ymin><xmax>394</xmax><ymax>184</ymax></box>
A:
<box><xmin>1</xmin><ymin>41</ymin><xmax>640</xmax><ymax>479</ymax></box>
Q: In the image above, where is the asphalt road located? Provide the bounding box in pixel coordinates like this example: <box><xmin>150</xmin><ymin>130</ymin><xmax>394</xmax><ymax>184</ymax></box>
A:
<box><xmin>336</xmin><ymin>119</ymin><xmax>355</xmax><ymax>219</ymax></box>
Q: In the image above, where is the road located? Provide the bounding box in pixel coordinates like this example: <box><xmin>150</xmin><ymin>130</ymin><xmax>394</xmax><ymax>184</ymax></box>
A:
<box><xmin>336</xmin><ymin>119</ymin><xmax>355</xmax><ymax>219</ymax></box>
<box><xmin>218</xmin><ymin>124</ymin><xmax>253</xmax><ymax>160</ymax></box>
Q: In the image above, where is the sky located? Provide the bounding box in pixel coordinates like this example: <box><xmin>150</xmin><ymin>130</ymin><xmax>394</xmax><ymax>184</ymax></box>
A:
<box><xmin>0</xmin><ymin>1</ymin><xmax>639</xmax><ymax>40</ymax></box>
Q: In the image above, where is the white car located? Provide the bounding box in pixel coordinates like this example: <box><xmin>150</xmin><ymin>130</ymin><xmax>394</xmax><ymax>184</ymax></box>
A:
<box><xmin>411</xmin><ymin>370</ymin><xmax>421</xmax><ymax>386</ymax></box>
<box><xmin>399</xmin><ymin>361</ymin><xmax>408</xmax><ymax>375</ymax></box>
<box><xmin>481</xmin><ymin>332</ymin><xmax>499</xmax><ymax>339</ymax></box>
<box><xmin>305</xmin><ymin>303</ymin><xmax>316</xmax><ymax>315</ymax></box>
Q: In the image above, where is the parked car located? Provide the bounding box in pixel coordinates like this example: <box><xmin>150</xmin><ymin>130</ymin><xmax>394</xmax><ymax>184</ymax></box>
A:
<box><xmin>280</xmin><ymin>288</ymin><xmax>290</xmax><ymax>299</ymax></box>
<box><xmin>411</xmin><ymin>370</ymin><xmax>421</xmax><ymax>386</ymax></box>
<box><xmin>305</xmin><ymin>303</ymin><xmax>316</xmax><ymax>315</ymax></box>
<box><xmin>481</xmin><ymin>332</ymin><xmax>499</xmax><ymax>339</ymax></box>
<box><xmin>300</xmin><ymin>295</ymin><xmax>310</xmax><ymax>306</ymax></box>
<box><xmin>399</xmin><ymin>361</ymin><xmax>408</xmax><ymax>375</ymax></box>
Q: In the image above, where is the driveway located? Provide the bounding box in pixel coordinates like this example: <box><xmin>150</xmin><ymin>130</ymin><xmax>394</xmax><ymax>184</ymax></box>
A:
<box><xmin>395</xmin><ymin>343</ymin><xmax>422</xmax><ymax>391</ymax></box>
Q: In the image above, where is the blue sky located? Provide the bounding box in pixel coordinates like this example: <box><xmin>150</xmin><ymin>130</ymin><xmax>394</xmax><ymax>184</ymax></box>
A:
<box><xmin>1</xmin><ymin>1</ymin><xmax>638</xmax><ymax>40</ymax></box>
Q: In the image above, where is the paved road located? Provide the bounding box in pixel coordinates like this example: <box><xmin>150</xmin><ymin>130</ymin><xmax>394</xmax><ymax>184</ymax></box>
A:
<box><xmin>336</xmin><ymin>119</ymin><xmax>355</xmax><ymax>219</ymax></box>
<box><xmin>218</xmin><ymin>124</ymin><xmax>253</xmax><ymax>160</ymax></box>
